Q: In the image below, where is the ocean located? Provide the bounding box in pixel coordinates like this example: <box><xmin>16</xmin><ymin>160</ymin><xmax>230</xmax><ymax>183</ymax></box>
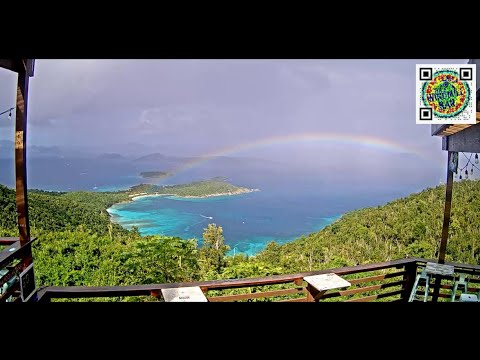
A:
<box><xmin>0</xmin><ymin>156</ymin><xmax>418</xmax><ymax>256</ymax></box>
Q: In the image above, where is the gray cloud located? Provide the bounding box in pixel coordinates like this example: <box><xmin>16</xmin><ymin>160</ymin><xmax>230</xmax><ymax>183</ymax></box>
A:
<box><xmin>0</xmin><ymin>58</ymin><xmax>469</xmax><ymax>186</ymax></box>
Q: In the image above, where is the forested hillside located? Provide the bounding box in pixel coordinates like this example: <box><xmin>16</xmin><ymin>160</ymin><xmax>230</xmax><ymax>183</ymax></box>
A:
<box><xmin>256</xmin><ymin>180</ymin><xmax>480</xmax><ymax>273</ymax></box>
<box><xmin>1</xmin><ymin>180</ymin><xmax>479</xmax><ymax>301</ymax></box>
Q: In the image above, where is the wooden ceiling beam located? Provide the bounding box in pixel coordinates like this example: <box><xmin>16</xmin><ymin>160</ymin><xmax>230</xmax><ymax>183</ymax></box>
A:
<box><xmin>0</xmin><ymin>59</ymin><xmax>18</xmax><ymax>72</ymax></box>
<box><xmin>0</xmin><ymin>59</ymin><xmax>35</xmax><ymax>76</ymax></box>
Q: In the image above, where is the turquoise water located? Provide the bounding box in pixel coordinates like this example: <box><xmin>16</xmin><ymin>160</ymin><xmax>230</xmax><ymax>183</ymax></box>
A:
<box><xmin>0</xmin><ymin>156</ymin><xmax>415</xmax><ymax>257</ymax></box>
<box><xmin>108</xmin><ymin>190</ymin><xmax>342</xmax><ymax>256</ymax></box>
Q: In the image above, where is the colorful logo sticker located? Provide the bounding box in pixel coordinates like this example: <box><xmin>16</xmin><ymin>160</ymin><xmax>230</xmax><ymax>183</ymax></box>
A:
<box><xmin>422</xmin><ymin>70</ymin><xmax>469</xmax><ymax>118</ymax></box>
<box><xmin>416</xmin><ymin>64</ymin><xmax>476</xmax><ymax>125</ymax></box>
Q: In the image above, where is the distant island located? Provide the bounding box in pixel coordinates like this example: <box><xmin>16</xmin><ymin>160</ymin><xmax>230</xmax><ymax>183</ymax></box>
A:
<box><xmin>128</xmin><ymin>179</ymin><xmax>259</xmax><ymax>199</ymax></box>
<box><xmin>140</xmin><ymin>171</ymin><xmax>172</xmax><ymax>179</ymax></box>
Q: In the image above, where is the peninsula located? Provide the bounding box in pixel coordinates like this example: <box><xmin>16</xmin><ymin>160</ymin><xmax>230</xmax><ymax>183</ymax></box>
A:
<box><xmin>127</xmin><ymin>179</ymin><xmax>259</xmax><ymax>199</ymax></box>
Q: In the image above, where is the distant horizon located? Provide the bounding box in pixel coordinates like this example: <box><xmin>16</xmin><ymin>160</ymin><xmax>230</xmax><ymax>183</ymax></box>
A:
<box><xmin>1</xmin><ymin>59</ymin><xmax>475</xmax><ymax>189</ymax></box>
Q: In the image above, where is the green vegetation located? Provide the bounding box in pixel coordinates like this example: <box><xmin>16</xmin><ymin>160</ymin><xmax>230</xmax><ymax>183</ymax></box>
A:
<box><xmin>129</xmin><ymin>179</ymin><xmax>254</xmax><ymax>198</ymax></box>
<box><xmin>199</xmin><ymin>224</ymin><xmax>229</xmax><ymax>277</ymax></box>
<box><xmin>255</xmin><ymin>180</ymin><xmax>480</xmax><ymax>273</ymax></box>
<box><xmin>0</xmin><ymin>186</ymin><xmax>129</xmax><ymax>236</ymax></box>
<box><xmin>1</xmin><ymin>179</ymin><xmax>479</xmax><ymax>301</ymax></box>
<box><xmin>140</xmin><ymin>171</ymin><xmax>171</xmax><ymax>179</ymax></box>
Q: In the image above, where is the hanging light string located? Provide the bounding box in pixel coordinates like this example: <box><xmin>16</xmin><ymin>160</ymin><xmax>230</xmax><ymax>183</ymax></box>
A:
<box><xmin>0</xmin><ymin>107</ymin><xmax>14</xmax><ymax>120</ymax></box>
<box><xmin>455</xmin><ymin>152</ymin><xmax>480</xmax><ymax>180</ymax></box>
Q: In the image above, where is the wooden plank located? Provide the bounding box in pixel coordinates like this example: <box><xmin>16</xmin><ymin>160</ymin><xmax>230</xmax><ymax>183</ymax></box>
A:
<box><xmin>420</xmin><ymin>258</ymin><xmax>480</xmax><ymax>272</ymax></box>
<box><xmin>434</xmin><ymin>114</ymin><xmax>480</xmax><ymax>138</ymax></box>
<box><xmin>445</xmin><ymin>123</ymin><xmax>480</xmax><ymax>153</ymax></box>
<box><xmin>0</xmin><ymin>59</ymin><xmax>18</xmax><ymax>73</ymax></box>
<box><xmin>438</xmin><ymin>151</ymin><xmax>454</xmax><ymax>265</ymax></box>
<box><xmin>14</xmin><ymin>64</ymin><xmax>31</xmax><ymax>244</ymax></box>
<box><xmin>320</xmin><ymin>280</ymin><xmax>405</xmax><ymax>299</ymax></box>
<box><xmin>0</xmin><ymin>237</ymin><xmax>36</xmax><ymax>269</ymax></box>
<box><xmin>345</xmin><ymin>289</ymin><xmax>403</xmax><ymax>302</ymax></box>
<box><xmin>207</xmin><ymin>287</ymin><xmax>305</xmax><ymax>302</ymax></box>
<box><xmin>26</xmin><ymin>59</ymin><xmax>35</xmax><ymax>77</ymax></box>
<box><xmin>294</xmin><ymin>278</ymin><xmax>303</xmax><ymax>286</ymax></box>
<box><xmin>0</xmin><ymin>237</ymin><xmax>21</xmax><ymax>245</ymax></box>
<box><xmin>347</xmin><ymin>271</ymin><xmax>406</xmax><ymax>285</ymax></box>
<box><xmin>426</xmin><ymin>262</ymin><xmax>454</xmax><ymax>276</ymax></box>
<box><xmin>0</xmin><ymin>242</ymin><xmax>21</xmax><ymax>264</ymax></box>
<box><xmin>431</xmin><ymin>124</ymin><xmax>448</xmax><ymax>136</ymax></box>
<box><xmin>198</xmin><ymin>257</ymin><xmax>418</xmax><ymax>291</ymax></box>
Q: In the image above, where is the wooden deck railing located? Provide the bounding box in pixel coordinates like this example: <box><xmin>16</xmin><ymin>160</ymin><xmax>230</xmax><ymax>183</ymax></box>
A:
<box><xmin>33</xmin><ymin>257</ymin><xmax>480</xmax><ymax>303</ymax></box>
<box><xmin>0</xmin><ymin>237</ymin><xmax>36</xmax><ymax>302</ymax></box>
<box><xmin>409</xmin><ymin>259</ymin><xmax>480</xmax><ymax>302</ymax></box>
<box><xmin>33</xmin><ymin>257</ymin><xmax>417</xmax><ymax>302</ymax></box>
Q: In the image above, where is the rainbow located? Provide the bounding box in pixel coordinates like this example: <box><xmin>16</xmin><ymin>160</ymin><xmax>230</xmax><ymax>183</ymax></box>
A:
<box><xmin>172</xmin><ymin>132</ymin><xmax>426</xmax><ymax>174</ymax></box>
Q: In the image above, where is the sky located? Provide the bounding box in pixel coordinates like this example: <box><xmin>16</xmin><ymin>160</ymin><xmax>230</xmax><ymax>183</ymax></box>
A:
<box><xmin>0</xmin><ymin>59</ymin><xmax>474</xmax><ymax>187</ymax></box>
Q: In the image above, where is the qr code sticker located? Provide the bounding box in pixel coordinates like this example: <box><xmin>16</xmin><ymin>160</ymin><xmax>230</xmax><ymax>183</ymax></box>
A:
<box><xmin>416</xmin><ymin>64</ymin><xmax>476</xmax><ymax>124</ymax></box>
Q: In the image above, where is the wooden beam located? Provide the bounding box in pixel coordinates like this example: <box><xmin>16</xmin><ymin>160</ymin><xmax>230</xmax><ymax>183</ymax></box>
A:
<box><xmin>444</xmin><ymin>123</ymin><xmax>480</xmax><ymax>153</ymax></box>
<box><xmin>431</xmin><ymin>124</ymin><xmax>449</xmax><ymax>136</ymax></box>
<box><xmin>0</xmin><ymin>237</ymin><xmax>36</xmax><ymax>269</ymax></box>
<box><xmin>433</xmin><ymin>152</ymin><xmax>456</xmax><ymax>302</ymax></box>
<box><xmin>0</xmin><ymin>59</ymin><xmax>35</xmax><ymax>76</ymax></box>
<box><xmin>25</xmin><ymin>59</ymin><xmax>35</xmax><ymax>77</ymax></box>
<box><xmin>438</xmin><ymin>151</ymin><xmax>454</xmax><ymax>264</ymax></box>
<box><xmin>14</xmin><ymin>60</ymin><xmax>31</xmax><ymax>245</ymax></box>
<box><xmin>0</xmin><ymin>59</ymin><xmax>18</xmax><ymax>73</ymax></box>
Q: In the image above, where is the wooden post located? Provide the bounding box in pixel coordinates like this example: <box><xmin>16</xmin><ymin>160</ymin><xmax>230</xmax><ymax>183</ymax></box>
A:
<box><xmin>305</xmin><ymin>284</ymin><xmax>315</xmax><ymax>302</ymax></box>
<box><xmin>432</xmin><ymin>150</ymin><xmax>454</xmax><ymax>302</ymax></box>
<box><xmin>438</xmin><ymin>150</ymin><xmax>454</xmax><ymax>264</ymax></box>
<box><xmin>14</xmin><ymin>60</ymin><xmax>31</xmax><ymax>245</ymax></box>
<box><xmin>401</xmin><ymin>261</ymin><xmax>418</xmax><ymax>302</ymax></box>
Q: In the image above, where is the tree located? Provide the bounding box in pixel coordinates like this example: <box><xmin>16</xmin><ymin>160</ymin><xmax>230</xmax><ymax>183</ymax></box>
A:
<box><xmin>121</xmin><ymin>236</ymin><xmax>200</xmax><ymax>284</ymax></box>
<box><xmin>199</xmin><ymin>223</ymin><xmax>229</xmax><ymax>276</ymax></box>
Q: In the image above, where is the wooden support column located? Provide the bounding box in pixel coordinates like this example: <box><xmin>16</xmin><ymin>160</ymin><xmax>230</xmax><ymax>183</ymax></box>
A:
<box><xmin>438</xmin><ymin>150</ymin><xmax>454</xmax><ymax>264</ymax></box>
<box><xmin>432</xmin><ymin>150</ymin><xmax>454</xmax><ymax>302</ymax></box>
<box><xmin>14</xmin><ymin>60</ymin><xmax>31</xmax><ymax>247</ymax></box>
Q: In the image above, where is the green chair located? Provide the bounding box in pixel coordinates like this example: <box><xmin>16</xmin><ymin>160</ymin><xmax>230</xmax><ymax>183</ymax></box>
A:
<box><xmin>409</xmin><ymin>267</ymin><xmax>430</xmax><ymax>302</ymax></box>
<box><xmin>451</xmin><ymin>273</ymin><xmax>469</xmax><ymax>302</ymax></box>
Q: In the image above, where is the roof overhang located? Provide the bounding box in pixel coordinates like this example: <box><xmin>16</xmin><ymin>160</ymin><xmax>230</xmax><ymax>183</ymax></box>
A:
<box><xmin>0</xmin><ymin>59</ymin><xmax>35</xmax><ymax>76</ymax></box>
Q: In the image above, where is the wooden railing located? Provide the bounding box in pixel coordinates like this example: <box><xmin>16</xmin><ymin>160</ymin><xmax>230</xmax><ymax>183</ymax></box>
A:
<box><xmin>0</xmin><ymin>237</ymin><xmax>36</xmax><ymax>302</ymax></box>
<box><xmin>33</xmin><ymin>257</ymin><xmax>416</xmax><ymax>302</ymax></box>
<box><xmin>410</xmin><ymin>260</ymin><xmax>480</xmax><ymax>302</ymax></box>
<box><xmin>33</xmin><ymin>257</ymin><xmax>480</xmax><ymax>303</ymax></box>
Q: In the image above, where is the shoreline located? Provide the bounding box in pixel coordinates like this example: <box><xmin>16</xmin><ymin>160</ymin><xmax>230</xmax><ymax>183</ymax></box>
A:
<box><xmin>129</xmin><ymin>188</ymin><xmax>259</xmax><ymax>201</ymax></box>
<box><xmin>107</xmin><ymin>187</ymin><xmax>260</xmax><ymax>213</ymax></box>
